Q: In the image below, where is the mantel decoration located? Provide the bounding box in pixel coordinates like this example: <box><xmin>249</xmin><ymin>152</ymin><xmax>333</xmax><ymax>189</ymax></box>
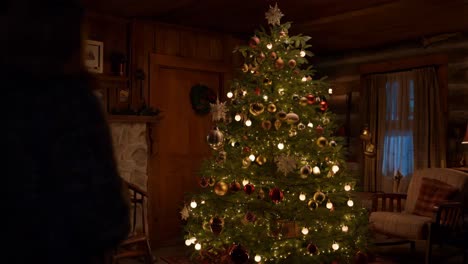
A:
<box><xmin>190</xmin><ymin>84</ymin><xmax>217</xmax><ymax>115</ymax></box>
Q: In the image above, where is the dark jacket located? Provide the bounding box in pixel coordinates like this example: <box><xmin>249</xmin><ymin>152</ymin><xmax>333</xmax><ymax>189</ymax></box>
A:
<box><xmin>3</xmin><ymin>69</ymin><xmax>130</xmax><ymax>264</ymax></box>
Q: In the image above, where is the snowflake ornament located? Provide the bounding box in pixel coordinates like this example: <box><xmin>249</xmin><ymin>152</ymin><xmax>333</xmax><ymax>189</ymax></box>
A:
<box><xmin>180</xmin><ymin>205</ymin><xmax>190</xmax><ymax>221</ymax></box>
<box><xmin>275</xmin><ymin>154</ymin><xmax>297</xmax><ymax>176</ymax></box>
<box><xmin>210</xmin><ymin>98</ymin><xmax>228</xmax><ymax>122</ymax></box>
<box><xmin>265</xmin><ymin>3</ymin><xmax>284</xmax><ymax>26</ymax></box>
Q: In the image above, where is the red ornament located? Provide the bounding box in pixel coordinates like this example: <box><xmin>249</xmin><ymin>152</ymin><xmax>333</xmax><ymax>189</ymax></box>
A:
<box><xmin>288</xmin><ymin>59</ymin><xmax>296</xmax><ymax>68</ymax></box>
<box><xmin>269</xmin><ymin>187</ymin><xmax>284</xmax><ymax>203</ymax></box>
<box><xmin>270</xmin><ymin>51</ymin><xmax>277</xmax><ymax>60</ymax></box>
<box><xmin>275</xmin><ymin>58</ymin><xmax>284</xmax><ymax>69</ymax></box>
<box><xmin>230</xmin><ymin>181</ymin><xmax>242</xmax><ymax>192</ymax></box>
<box><xmin>316</xmin><ymin>125</ymin><xmax>324</xmax><ymax>134</ymax></box>
<box><xmin>320</xmin><ymin>101</ymin><xmax>328</xmax><ymax>112</ymax></box>
<box><xmin>306</xmin><ymin>94</ymin><xmax>315</xmax><ymax>104</ymax></box>
<box><xmin>243</xmin><ymin>146</ymin><xmax>251</xmax><ymax>153</ymax></box>
<box><xmin>307</xmin><ymin>243</ymin><xmax>319</xmax><ymax>255</ymax></box>
<box><xmin>244</xmin><ymin>183</ymin><xmax>255</xmax><ymax>195</ymax></box>
<box><xmin>249</xmin><ymin>36</ymin><xmax>260</xmax><ymax>48</ymax></box>
<box><xmin>254</xmin><ymin>87</ymin><xmax>261</xmax><ymax>95</ymax></box>
<box><xmin>199</xmin><ymin>177</ymin><xmax>209</xmax><ymax>188</ymax></box>
<box><xmin>244</xmin><ymin>212</ymin><xmax>257</xmax><ymax>222</ymax></box>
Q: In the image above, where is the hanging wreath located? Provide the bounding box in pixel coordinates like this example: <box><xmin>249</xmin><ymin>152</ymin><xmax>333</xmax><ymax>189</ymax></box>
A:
<box><xmin>190</xmin><ymin>84</ymin><xmax>217</xmax><ymax>115</ymax></box>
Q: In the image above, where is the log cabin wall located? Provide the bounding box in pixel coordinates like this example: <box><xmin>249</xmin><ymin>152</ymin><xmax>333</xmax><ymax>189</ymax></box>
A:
<box><xmin>316</xmin><ymin>36</ymin><xmax>468</xmax><ymax>181</ymax></box>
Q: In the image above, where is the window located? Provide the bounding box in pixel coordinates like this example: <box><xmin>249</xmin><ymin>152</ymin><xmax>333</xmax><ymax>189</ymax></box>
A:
<box><xmin>381</xmin><ymin>79</ymin><xmax>414</xmax><ymax>177</ymax></box>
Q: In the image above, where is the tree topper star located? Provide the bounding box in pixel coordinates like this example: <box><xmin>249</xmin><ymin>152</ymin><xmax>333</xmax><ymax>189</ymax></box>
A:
<box><xmin>180</xmin><ymin>205</ymin><xmax>190</xmax><ymax>221</ymax></box>
<box><xmin>265</xmin><ymin>3</ymin><xmax>284</xmax><ymax>26</ymax></box>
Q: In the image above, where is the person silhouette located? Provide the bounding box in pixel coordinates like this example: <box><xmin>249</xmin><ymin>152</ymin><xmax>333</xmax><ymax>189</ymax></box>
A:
<box><xmin>2</xmin><ymin>1</ymin><xmax>130</xmax><ymax>263</ymax></box>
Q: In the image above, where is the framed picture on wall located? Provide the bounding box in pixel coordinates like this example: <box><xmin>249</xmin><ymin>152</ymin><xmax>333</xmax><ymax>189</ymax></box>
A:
<box><xmin>84</xmin><ymin>40</ymin><xmax>104</xmax><ymax>73</ymax></box>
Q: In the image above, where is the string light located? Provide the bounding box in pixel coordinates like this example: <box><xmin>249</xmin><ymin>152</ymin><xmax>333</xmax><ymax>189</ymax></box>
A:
<box><xmin>331</xmin><ymin>165</ymin><xmax>340</xmax><ymax>173</ymax></box>
<box><xmin>190</xmin><ymin>200</ymin><xmax>197</xmax><ymax>208</ymax></box>
<box><xmin>267</xmin><ymin>43</ymin><xmax>273</xmax><ymax>49</ymax></box>
<box><xmin>347</xmin><ymin>199</ymin><xmax>354</xmax><ymax>207</ymax></box>
<box><xmin>326</xmin><ymin>200</ymin><xmax>333</xmax><ymax>209</ymax></box>
<box><xmin>300</xmin><ymin>50</ymin><xmax>306</xmax><ymax>57</ymax></box>
<box><xmin>328</xmin><ymin>88</ymin><xmax>333</xmax><ymax>94</ymax></box>
<box><xmin>235</xmin><ymin>114</ymin><xmax>242</xmax><ymax>122</ymax></box>
<box><xmin>301</xmin><ymin>227</ymin><xmax>309</xmax><ymax>235</ymax></box>
<box><xmin>307</xmin><ymin>122</ymin><xmax>314</xmax><ymax>128</ymax></box>
<box><xmin>342</xmin><ymin>225</ymin><xmax>349</xmax><ymax>232</ymax></box>
<box><xmin>245</xmin><ymin>119</ymin><xmax>252</xmax><ymax>127</ymax></box>
<box><xmin>332</xmin><ymin>242</ymin><xmax>339</xmax><ymax>250</ymax></box>
<box><xmin>255</xmin><ymin>255</ymin><xmax>262</xmax><ymax>262</ymax></box>
<box><xmin>277</xmin><ymin>143</ymin><xmax>284</xmax><ymax>150</ymax></box>
<box><xmin>185</xmin><ymin>239</ymin><xmax>192</xmax><ymax>246</ymax></box>
<box><xmin>299</xmin><ymin>193</ymin><xmax>306</xmax><ymax>201</ymax></box>
<box><xmin>242</xmin><ymin>179</ymin><xmax>249</xmax><ymax>185</ymax></box>
<box><xmin>263</xmin><ymin>95</ymin><xmax>268</xmax><ymax>101</ymax></box>
<box><xmin>227</xmin><ymin>91</ymin><xmax>233</xmax><ymax>98</ymax></box>
<box><xmin>344</xmin><ymin>184</ymin><xmax>351</xmax><ymax>191</ymax></box>
<box><xmin>301</xmin><ymin>77</ymin><xmax>307</xmax><ymax>82</ymax></box>
<box><xmin>249</xmin><ymin>154</ymin><xmax>256</xmax><ymax>162</ymax></box>
<box><xmin>312</xmin><ymin>166</ymin><xmax>320</xmax><ymax>175</ymax></box>
<box><xmin>195</xmin><ymin>243</ymin><xmax>202</xmax><ymax>250</ymax></box>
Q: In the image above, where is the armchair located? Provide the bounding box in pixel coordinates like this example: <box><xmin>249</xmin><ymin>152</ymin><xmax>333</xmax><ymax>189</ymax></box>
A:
<box><xmin>369</xmin><ymin>168</ymin><xmax>468</xmax><ymax>264</ymax></box>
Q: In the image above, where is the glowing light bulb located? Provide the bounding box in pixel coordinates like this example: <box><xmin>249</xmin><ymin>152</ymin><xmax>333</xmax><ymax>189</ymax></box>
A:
<box><xmin>312</xmin><ymin>166</ymin><xmax>321</xmax><ymax>175</ymax></box>
<box><xmin>342</xmin><ymin>225</ymin><xmax>349</xmax><ymax>232</ymax></box>
<box><xmin>245</xmin><ymin>119</ymin><xmax>252</xmax><ymax>127</ymax></box>
<box><xmin>185</xmin><ymin>239</ymin><xmax>192</xmax><ymax>246</ymax></box>
<box><xmin>242</xmin><ymin>179</ymin><xmax>249</xmax><ymax>186</ymax></box>
<box><xmin>190</xmin><ymin>200</ymin><xmax>197</xmax><ymax>208</ymax></box>
<box><xmin>227</xmin><ymin>91</ymin><xmax>233</xmax><ymax>98</ymax></box>
<box><xmin>231</xmin><ymin>141</ymin><xmax>236</xmax><ymax>147</ymax></box>
<box><xmin>347</xmin><ymin>199</ymin><xmax>354</xmax><ymax>207</ymax></box>
<box><xmin>267</xmin><ymin>43</ymin><xmax>273</xmax><ymax>49</ymax></box>
<box><xmin>332</xmin><ymin>242</ymin><xmax>339</xmax><ymax>250</ymax></box>
<box><xmin>235</xmin><ymin>114</ymin><xmax>242</xmax><ymax>122</ymax></box>
<box><xmin>299</xmin><ymin>193</ymin><xmax>306</xmax><ymax>201</ymax></box>
<box><xmin>332</xmin><ymin>165</ymin><xmax>340</xmax><ymax>173</ymax></box>
<box><xmin>307</xmin><ymin>122</ymin><xmax>314</xmax><ymax>128</ymax></box>
<box><xmin>277</xmin><ymin>143</ymin><xmax>284</xmax><ymax>150</ymax></box>
<box><xmin>300</xmin><ymin>50</ymin><xmax>306</xmax><ymax>57</ymax></box>
<box><xmin>344</xmin><ymin>184</ymin><xmax>351</xmax><ymax>191</ymax></box>
<box><xmin>201</xmin><ymin>200</ymin><xmax>205</xmax><ymax>204</ymax></box>
<box><xmin>263</xmin><ymin>95</ymin><xmax>268</xmax><ymax>101</ymax></box>
<box><xmin>326</xmin><ymin>200</ymin><xmax>333</xmax><ymax>209</ymax></box>
<box><xmin>328</xmin><ymin>88</ymin><xmax>333</xmax><ymax>94</ymax></box>
<box><xmin>301</xmin><ymin>227</ymin><xmax>309</xmax><ymax>235</ymax></box>
<box><xmin>195</xmin><ymin>243</ymin><xmax>202</xmax><ymax>250</ymax></box>
<box><xmin>301</xmin><ymin>76</ymin><xmax>307</xmax><ymax>82</ymax></box>
<box><xmin>255</xmin><ymin>255</ymin><xmax>262</xmax><ymax>262</ymax></box>
<box><xmin>249</xmin><ymin>154</ymin><xmax>256</xmax><ymax>162</ymax></box>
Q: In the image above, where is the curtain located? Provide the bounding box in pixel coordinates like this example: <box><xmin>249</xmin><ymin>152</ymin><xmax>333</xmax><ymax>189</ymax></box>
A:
<box><xmin>361</xmin><ymin>67</ymin><xmax>446</xmax><ymax>193</ymax></box>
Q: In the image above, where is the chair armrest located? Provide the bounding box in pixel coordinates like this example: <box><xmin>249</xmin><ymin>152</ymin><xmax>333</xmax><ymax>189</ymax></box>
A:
<box><xmin>371</xmin><ymin>192</ymin><xmax>407</xmax><ymax>212</ymax></box>
<box><xmin>431</xmin><ymin>201</ymin><xmax>463</xmax><ymax>230</ymax></box>
<box><xmin>124</xmin><ymin>180</ymin><xmax>147</xmax><ymax>197</ymax></box>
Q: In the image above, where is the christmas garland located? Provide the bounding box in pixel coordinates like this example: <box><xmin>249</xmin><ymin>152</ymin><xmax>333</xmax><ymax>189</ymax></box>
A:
<box><xmin>190</xmin><ymin>84</ymin><xmax>216</xmax><ymax>115</ymax></box>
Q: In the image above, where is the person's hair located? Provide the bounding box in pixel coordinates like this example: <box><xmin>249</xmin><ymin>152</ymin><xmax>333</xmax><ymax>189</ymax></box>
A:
<box><xmin>1</xmin><ymin>0</ymin><xmax>85</xmax><ymax>75</ymax></box>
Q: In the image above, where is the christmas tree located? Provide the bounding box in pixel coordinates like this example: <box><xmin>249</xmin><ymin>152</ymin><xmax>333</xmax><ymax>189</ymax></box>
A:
<box><xmin>182</xmin><ymin>4</ymin><xmax>370</xmax><ymax>264</ymax></box>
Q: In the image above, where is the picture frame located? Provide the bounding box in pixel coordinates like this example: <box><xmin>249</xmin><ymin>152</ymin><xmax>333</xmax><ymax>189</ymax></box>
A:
<box><xmin>84</xmin><ymin>40</ymin><xmax>104</xmax><ymax>73</ymax></box>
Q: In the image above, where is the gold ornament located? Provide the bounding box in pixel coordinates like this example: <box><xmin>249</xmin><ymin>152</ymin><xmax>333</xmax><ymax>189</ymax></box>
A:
<box><xmin>242</xmin><ymin>157</ymin><xmax>251</xmax><ymax>168</ymax></box>
<box><xmin>299</xmin><ymin>97</ymin><xmax>308</xmax><ymax>106</ymax></box>
<box><xmin>209</xmin><ymin>216</ymin><xmax>224</xmax><ymax>235</ymax></box>
<box><xmin>307</xmin><ymin>199</ymin><xmax>319</xmax><ymax>210</ymax></box>
<box><xmin>275</xmin><ymin>57</ymin><xmax>284</xmax><ymax>69</ymax></box>
<box><xmin>256</xmin><ymin>155</ymin><xmax>267</xmax><ymax>165</ymax></box>
<box><xmin>289</xmin><ymin>128</ymin><xmax>297</xmax><ymax>137</ymax></box>
<box><xmin>262</xmin><ymin>120</ymin><xmax>272</xmax><ymax>130</ymax></box>
<box><xmin>297</xmin><ymin>123</ymin><xmax>306</xmax><ymax>130</ymax></box>
<box><xmin>206</xmin><ymin>127</ymin><xmax>224</xmax><ymax>150</ymax></box>
<box><xmin>249</xmin><ymin>102</ymin><xmax>265</xmax><ymax>116</ymax></box>
<box><xmin>274</xmin><ymin>119</ymin><xmax>282</xmax><ymax>130</ymax></box>
<box><xmin>214</xmin><ymin>181</ymin><xmax>229</xmax><ymax>196</ymax></box>
<box><xmin>285</xmin><ymin>112</ymin><xmax>299</xmax><ymax>124</ymax></box>
<box><xmin>316</xmin><ymin>137</ymin><xmax>328</xmax><ymax>147</ymax></box>
<box><xmin>300</xmin><ymin>165</ymin><xmax>311</xmax><ymax>179</ymax></box>
<box><xmin>313</xmin><ymin>191</ymin><xmax>326</xmax><ymax>203</ymax></box>
<box><xmin>276</xmin><ymin>110</ymin><xmax>287</xmax><ymax>120</ymax></box>
<box><xmin>267</xmin><ymin>103</ymin><xmax>277</xmax><ymax>113</ymax></box>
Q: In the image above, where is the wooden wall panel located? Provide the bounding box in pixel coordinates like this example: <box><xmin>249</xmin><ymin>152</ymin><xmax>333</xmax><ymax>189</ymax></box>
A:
<box><xmin>318</xmin><ymin>37</ymin><xmax>468</xmax><ymax>170</ymax></box>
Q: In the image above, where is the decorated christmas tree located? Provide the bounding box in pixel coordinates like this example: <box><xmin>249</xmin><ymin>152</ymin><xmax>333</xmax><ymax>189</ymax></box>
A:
<box><xmin>182</xmin><ymin>4</ymin><xmax>370</xmax><ymax>264</ymax></box>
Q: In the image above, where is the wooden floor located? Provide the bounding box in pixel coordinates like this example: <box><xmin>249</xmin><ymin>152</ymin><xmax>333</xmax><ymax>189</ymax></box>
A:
<box><xmin>118</xmin><ymin>240</ymin><xmax>466</xmax><ymax>264</ymax></box>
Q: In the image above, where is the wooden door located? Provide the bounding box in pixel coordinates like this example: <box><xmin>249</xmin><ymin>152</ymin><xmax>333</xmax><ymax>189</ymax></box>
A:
<box><xmin>148</xmin><ymin>54</ymin><xmax>228</xmax><ymax>247</ymax></box>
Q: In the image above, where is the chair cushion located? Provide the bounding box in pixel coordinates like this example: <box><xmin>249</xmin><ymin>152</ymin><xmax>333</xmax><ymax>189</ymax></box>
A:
<box><xmin>413</xmin><ymin>177</ymin><xmax>458</xmax><ymax>217</ymax></box>
<box><xmin>369</xmin><ymin>211</ymin><xmax>432</xmax><ymax>240</ymax></box>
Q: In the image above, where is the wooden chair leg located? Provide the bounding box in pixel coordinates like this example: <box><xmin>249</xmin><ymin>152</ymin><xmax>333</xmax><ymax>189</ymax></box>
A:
<box><xmin>425</xmin><ymin>224</ymin><xmax>433</xmax><ymax>264</ymax></box>
<box><xmin>145</xmin><ymin>239</ymin><xmax>154</xmax><ymax>264</ymax></box>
